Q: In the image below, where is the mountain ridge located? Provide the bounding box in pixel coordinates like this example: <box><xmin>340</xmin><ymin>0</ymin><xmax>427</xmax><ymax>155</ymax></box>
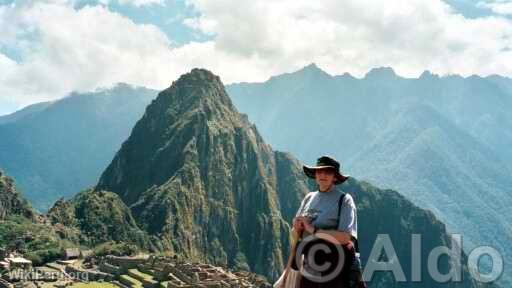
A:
<box><xmin>91</xmin><ymin>68</ymin><xmax>484</xmax><ymax>286</ymax></box>
<box><xmin>0</xmin><ymin>67</ymin><xmax>502</xmax><ymax>286</ymax></box>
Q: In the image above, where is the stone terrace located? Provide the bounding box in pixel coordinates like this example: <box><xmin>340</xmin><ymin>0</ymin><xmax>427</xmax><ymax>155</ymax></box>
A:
<box><xmin>96</xmin><ymin>255</ymin><xmax>271</xmax><ymax>288</ymax></box>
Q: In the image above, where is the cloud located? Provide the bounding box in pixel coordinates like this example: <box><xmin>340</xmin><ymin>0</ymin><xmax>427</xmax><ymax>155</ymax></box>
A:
<box><xmin>478</xmin><ymin>0</ymin><xmax>512</xmax><ymax>16</ymax></box>
<box><xmin>2</xmin><ymin>0</ymin><xmax>512</xmax><ymax>112</ymax></box>
<box><xmin>184</xmin><ymin>0</ymin><xmax>512</xmax><ymax>78</ymax></box>
<box><xmin>0</xmin><ymin>2</ymin><xmax>177</xmax><ymax>107</ymax></box>
<box><xmin>98</xmin><ymin>0</ymin><xmax>165</xmax><ymax>7</ymax></box>
<box><xmin>0</xmin><ymin>1</ymin><xmax>283</xmax><ymax>109</ymax></box>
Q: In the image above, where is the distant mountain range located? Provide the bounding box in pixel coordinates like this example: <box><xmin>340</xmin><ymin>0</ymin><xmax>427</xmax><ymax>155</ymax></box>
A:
<box><xmin>226</xmin><ymin>64</ymin><xmax>512</xmax><ymax>286</ymax></box>
<box><xmin>0</xmin><ymin>67</ymin><xmax>506</xmax><ymax>286</ymax></box>
<box><xmin>0</xmin><ymin>84</ymin><xmax>157</xmax><ymax>211</ymax></box>
<box><xmin>47</xmin><ymin>69</ymin><xmax>485</xmax><ymax>287</ymax></box>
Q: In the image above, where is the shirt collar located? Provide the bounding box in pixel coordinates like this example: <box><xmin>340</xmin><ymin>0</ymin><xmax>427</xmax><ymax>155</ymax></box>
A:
<box><xmin>318</xmin><ymin>184</ymin><xmax>336</xmax><ymax>193</ymax></box>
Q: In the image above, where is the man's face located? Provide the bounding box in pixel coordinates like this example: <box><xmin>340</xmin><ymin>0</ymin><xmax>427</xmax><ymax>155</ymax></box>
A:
<box><xmin>315</xmin><ymin>168</ymin><xmax>336</xmax><ymax>188</ymax></box>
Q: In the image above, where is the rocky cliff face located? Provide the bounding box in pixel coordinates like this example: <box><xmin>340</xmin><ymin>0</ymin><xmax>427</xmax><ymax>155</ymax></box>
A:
<box><xmin>0</xmin><ymin>170</ymin><xmax>34</xmax><ymax>220</ymax></box>
<box><xmin>96</xmin><ymin>69</ymin><xmax>309</xmax><ymax>280</ymax></box>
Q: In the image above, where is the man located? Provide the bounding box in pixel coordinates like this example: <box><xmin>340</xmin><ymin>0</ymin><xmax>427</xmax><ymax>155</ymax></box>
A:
<box><xmin>285</xmin><ymin>155</ymin><xmax>361</xmax><ymax>288</ymax></box>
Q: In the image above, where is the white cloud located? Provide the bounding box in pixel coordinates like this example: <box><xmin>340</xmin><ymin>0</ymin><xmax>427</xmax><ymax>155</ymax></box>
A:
<box><xmin>124</xmin><ymin>0</ymin><xmax>164</xmax><ymax>7</ymax></box>
<box><xmin>0</xmin><ymin>2</ymin><xmax>177</xmax><ymax>107</ymax></box>
<box><xmin>2</xmin><ymin>0</ymin><xmax>512</xmax><ymax>112</ymax></box>
<box><xmin>0</xmin><ymin>1</ymin><xmax>279</xmax><ymax>109</ymax></box>
<box><xmin>478</xmin><ymin>0</ymin><xmax>512</xmax><ymax>16</ymax></box>
<box><xmin>98</xmin><ymin>0</ymin><xmax>164</xmax><ymax>7</ymax></box>
<box><xmin>185</xmin><ymin>0</ymin><xmax>512</xmax><ymax>78</ymax></box>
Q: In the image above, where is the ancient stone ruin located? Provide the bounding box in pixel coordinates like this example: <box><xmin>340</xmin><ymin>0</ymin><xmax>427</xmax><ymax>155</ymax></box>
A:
<box><xmin>1</xmin><ymin>253</ymin><xmax>271</xmax><ymax>288</ymax></box>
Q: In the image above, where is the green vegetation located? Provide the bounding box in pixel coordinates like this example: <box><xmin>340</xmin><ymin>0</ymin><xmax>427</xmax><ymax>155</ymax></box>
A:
<box><xmin>47</xmin><ymin>189</ymin><xmax>153</xmax><ymax>250</ymax></box>
<box><xmin>0</xmin><ymin>170</ymin><xmax>34</xmax><ymax>220</ymax></box>
<box><xmin>93</xmin><ymin>241</ymin><xmax>139</xmax><ymax>257</ymax></box>
<box><xmin>0</xmin><ymin>172</ymin><xmax>82</xmax><ymax>266</ymax></box>
<box><xmin>0</xmin><ymin>215</ymin><xmax>69</xmax><ymax>265</ymax></box>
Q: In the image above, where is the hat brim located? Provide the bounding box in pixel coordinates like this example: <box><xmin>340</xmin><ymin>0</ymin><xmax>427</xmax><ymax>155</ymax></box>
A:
<box><xmin>303</xmin><ymin>165</ymin><xmax>349</xmax><ymax>185</ymax></box>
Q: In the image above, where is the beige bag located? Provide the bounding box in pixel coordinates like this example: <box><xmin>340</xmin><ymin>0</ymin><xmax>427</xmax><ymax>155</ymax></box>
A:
<box><xmin>273</xmin><ymin>267</ymin><xmax>301</xmax><ymax>288</ymax></box>
<box><xmin>274</xmin><ymin>231</ymin><xmax>303</xmax><ymax>288</ymax></box>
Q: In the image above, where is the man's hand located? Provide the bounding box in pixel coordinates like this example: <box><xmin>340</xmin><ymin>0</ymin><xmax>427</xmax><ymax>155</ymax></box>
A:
<box><xmin>302</xmin><ymin>218</ymin><xmax>315</xmax><ymax>234</ymax></box>
<box><xmin>292</xmin><ymin>216</ymin><xmax>306</xmax><ymax>232</ymax></box>
<box><xmin>294</xmin><ymin>216</ymin><xmax>315</xmax><ymax>234</ymax></box>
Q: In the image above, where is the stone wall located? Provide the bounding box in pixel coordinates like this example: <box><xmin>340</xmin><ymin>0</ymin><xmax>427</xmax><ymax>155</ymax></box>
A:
<box><xmin>99</xmin><ymin>262</ymin><xmax>121</xmax><ymax>276</ymax></box>
<box><xmin>65</xmin><ymin>265</ymin><xmax>114</xmax><ymax>282</ymax></box>
<box><xmin>106</xmin><ymin>256</ymin><xmax>148</xmax><ymax>271</ymax></box>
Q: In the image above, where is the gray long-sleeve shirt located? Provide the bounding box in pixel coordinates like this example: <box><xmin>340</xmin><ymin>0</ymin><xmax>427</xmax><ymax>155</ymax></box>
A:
<box><xmin>295</xmin><ymin>185</ymin><xmax>358</xmax><ymax>239</ymax></box>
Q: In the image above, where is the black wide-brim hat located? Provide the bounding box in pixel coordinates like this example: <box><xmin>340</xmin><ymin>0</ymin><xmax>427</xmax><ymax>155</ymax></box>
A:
<box><xmin>303</xmin><ymin>155</ymin><xmax>349</xmax><ymax>185</ymax></box>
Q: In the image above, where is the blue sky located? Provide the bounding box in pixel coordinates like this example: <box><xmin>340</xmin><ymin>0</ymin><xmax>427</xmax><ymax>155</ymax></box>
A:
<box><xmin>1</xmin><ymin>0</ymin><xmax>512</xmax><ymax>115</ymax></box>
<box><xmin>73</xmin><ymin>0</ymin><xmax>210</xmax><ymax>45</ymax></box>
<box><xmin>446</xmin><ymin>0</ymin><xmax>498</xmax><ymax>17</ymax></box>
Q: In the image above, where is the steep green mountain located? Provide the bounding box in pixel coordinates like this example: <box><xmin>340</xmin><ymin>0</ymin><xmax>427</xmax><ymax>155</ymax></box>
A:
<box><xmin>0</xmin><ymin>84</ymin><xmax>157</xmax><ymax>211</ymax></box>
<box><xmin>0</xmin><ymin>170</ymin><xmax>34</xmax><ymax>220</ymax></box>
<box><xmin>95</xmin><ymin>68</ymin><xmax>308</xmax><ymax>280</ymax></box>
<box><xmin>0</xmin><ymin>170</ymin><xmax>75</xmax><ymax>266</ymax></box>
<box><xmin>91</xmin><ymin>68</ymin><xmax>483</xmax><ymax>286</ymax></box>
<box><xmin>226</xmin><ymin>64</ymin><xmax>512</xmax><ymax>286</ymax></box>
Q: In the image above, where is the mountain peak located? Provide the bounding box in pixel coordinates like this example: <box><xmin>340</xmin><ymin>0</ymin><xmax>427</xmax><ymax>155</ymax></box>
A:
<box><xmin>303</xmin><ymin>62</ymin><xmax>320</xmax><ymax>70</ymax></box>
<box><xmin>117</xmin><ymin>68</ymin><xmax>237</xmax><ymax>133</ymax></box>
<box><xmin>96</xmin><ymin>68</ymin><xmax>242</xmax><ymax>205</ymax></box>
<box><xmin>164</xmin><ymin>68</ymin><xmax>228</xmax><ymax>105</ymax></box>
<box><xmin>174</xmin><ymin>68</ymin><xmax>222</xmax><ymax>86</ymax></box>
<box><xmin>335</xmin><ymin>72</ymin><xmax>356</xmax><ymax>80</ymax></box>
<box><xmin>266</xmin><ymin>63</ymin><xmax>331</xmax><ymax>83</ymax></box>
<box><xmin>364</xmin><ymin>66</ymin><xmax>397</xmax><ymax>79</ymax></box>
<box><xmin>419</xmin><ymin>70</ymin><xmax>439</xmax><ymax>80</ymax></box>
<box><xmin>300</xmin><ymin>62</ymin><xmax>329</xmax><ymax>75</ymax></box>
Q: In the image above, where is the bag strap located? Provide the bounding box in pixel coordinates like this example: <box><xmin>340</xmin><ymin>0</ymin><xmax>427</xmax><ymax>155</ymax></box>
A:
<box><xmin>290</xmin><ymin>192</ymin><xmax>315</xmax><ymax>270</ymax></box>
<box><xmin>335</xmin><ymin>193</ymin><xmax>346</xmax><ymax>228</ymax></box>
<box><xmin>298</xmin><ymin>193</ymin><xmax>313</xmax><ymax>237</ymax></box>
<box><xmin>302</xmin><ymin>193</ymin><xmax>313</xmax><ymax>211</ymax></box>
<box><xmin>336</xmin><ymin>192</ymin><xmax>360</xmax><ymax>253</ymax></box>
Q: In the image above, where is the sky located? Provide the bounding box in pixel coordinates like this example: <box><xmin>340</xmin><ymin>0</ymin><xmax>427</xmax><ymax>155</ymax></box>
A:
<box><xmin>1</xmin><ymin>0</ymin><xmax>512</xmax><ymax>115</ymax></box>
